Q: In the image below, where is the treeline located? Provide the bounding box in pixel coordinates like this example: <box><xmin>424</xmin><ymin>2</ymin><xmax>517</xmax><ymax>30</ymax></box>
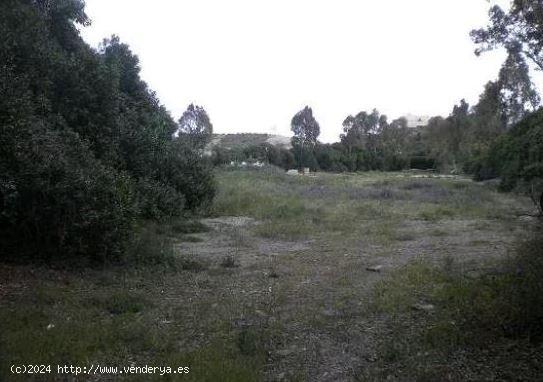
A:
<box><xmin>0</xmin><ymin>0</ymin><xmax>215</xmax><ymax>264</ymax></box>
<box><xmin>212</xmin><ymin>143</ymin><xmax>295</xmax><ymax>169</ymax></box>
<box><xmin>212</xmin><ymin>85</ymin><xmax>535</xmax><ymax>175</ymax></box>
<box><xmin>475</xmin><ymin>108</ymin><xmax>543</xmax><ymax>202</ymax></box>
<box><xmin>211</xmin><ymin>3</ymin><xmax>543</xmax><ymax>194</ymax></box>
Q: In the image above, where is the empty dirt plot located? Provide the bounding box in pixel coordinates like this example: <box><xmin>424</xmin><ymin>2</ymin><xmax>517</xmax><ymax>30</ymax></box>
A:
<box><xmin>1</xmin><ymin>170</ymin><xmax>541</xmax><ymax>381</ymax></box>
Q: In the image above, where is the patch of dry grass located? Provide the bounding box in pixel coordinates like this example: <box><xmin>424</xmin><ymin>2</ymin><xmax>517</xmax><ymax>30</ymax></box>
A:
<box><xmin>0</xmin><ymin>170</ymin><xmax>538</xmax><ymax>381</ymax></box>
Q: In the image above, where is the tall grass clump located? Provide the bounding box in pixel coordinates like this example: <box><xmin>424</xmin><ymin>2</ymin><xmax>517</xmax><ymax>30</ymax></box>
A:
<box><xmin>369</xmin><ymin>228</ymin><xmax>543</xmax><ymax>380</ymax></box>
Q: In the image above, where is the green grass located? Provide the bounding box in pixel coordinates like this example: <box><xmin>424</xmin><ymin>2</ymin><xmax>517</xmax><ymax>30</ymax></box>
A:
<box><xmin>367</xmin><ymin>234</ymin><xmax>543</xmax><ymax>380</ymax></box>
<box><xmin>0</xmin><ymin>267</ymin><xmax>265</xmax><ymax>382</ymax></box>
<box><xmin>179</xmin><ymin>255</ymin><xmax>208</xmax><ymax>272</ymax></box>
<box><xmin>1</xmin><ymin>170</ymin><xmax>537</xmax><ymax>381</ymax></box>
<box><xmin>169</xmin><ymin>219</ymin><xmax>211</xmax><ymax>234</ymax></box>
<box><xmin>180</xmin><ymin>235</ymin><xmax>205</xmax><ymax>243</ymax></box>
<box><xmin>211</xmin><ymin>170</ymin><xmax>523</xmax><ymax>242</ymax></box>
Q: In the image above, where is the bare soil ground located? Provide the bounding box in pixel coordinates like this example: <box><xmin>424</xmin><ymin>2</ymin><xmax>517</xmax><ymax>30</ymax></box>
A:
<box><xmin>175</xmin><ymin>212</ymin><xmax>534</xmax><ymax>381</ymax></box>
<box><xmin>0</xmin><ymin>170</ymin><xmax>540</xmax><ymax>381</ymax></box>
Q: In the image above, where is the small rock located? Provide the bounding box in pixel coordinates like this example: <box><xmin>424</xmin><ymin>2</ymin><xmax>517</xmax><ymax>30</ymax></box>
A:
<box><xmin>366</xmin><ymin>265</ymin><xmax>383</xmax><ymax>273</ymax></box>
<box><xmin>321</xmin><ymin>308</ymin><xmax>337</xmax><ymax>317</ymax></box>
<box><xmin>233</xmin><ymin>318</ymin><xmax>250</xmax><ymax>328</ymax></box>
<box><xmin>46</xmin><ymin>323</ymin><xmax>55</xmax><ymax>330</ymax></box>
<box><xmin>412</xmin><ymin>303</ymin><xmax>435</xmax><ymax>312</ymax></box>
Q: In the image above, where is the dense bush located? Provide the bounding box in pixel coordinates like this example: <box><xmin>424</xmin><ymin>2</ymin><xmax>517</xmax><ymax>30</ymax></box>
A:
<box><xmin>504</xmin><ymin>233</ymin><xmax>543</xmax><ymax>342</ymax></box>
<box><xmin>0</xmin><ymin>127</ymin><xmax>137</xmax><ymax>263</ymax></box>
<box><xmin>472</xmin><ymin>109</ymin><xmax>543</xmax><ymax>209</ymax></box>
<box><xmin>0</xmin><ymin>0</ymin><xmax>215</xmax><ymax>263</ymax></box>
<box><xmin>409</xmin><ymin>155</ymin><xmax>436</xmax><ymax>170</ymax></box>
<box><xmin>161</xmin><ymin>141</ymin><xmax>216</xmax><ymax>211</ymax></box>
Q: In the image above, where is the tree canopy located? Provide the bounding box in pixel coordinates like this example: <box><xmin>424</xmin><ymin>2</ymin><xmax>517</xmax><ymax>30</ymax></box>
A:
<box><xmin>0</xmin><ymin>0</ymin><xmax>215</xmax><ymax>264</ymax></box>
<box><xmin>178</xmin><ymin>104</ymin><xmax>213</xmax><ymax>149</ymax></box>
<box><xmin>471</xmin><ymin>1</ymin><xmax>543</xmax><ymax>70</ymax></box>
<box><xmin>291</xmin><ymin>106</ymin><xmax>320</xmax><ymax>169</ymax></box>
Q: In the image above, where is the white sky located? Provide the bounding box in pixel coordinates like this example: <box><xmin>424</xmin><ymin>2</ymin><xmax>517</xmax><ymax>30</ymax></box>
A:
<box><xmin>80</xmin><ymin>0</ymin><xmax>540</xmax><ymax>143</ymax></box>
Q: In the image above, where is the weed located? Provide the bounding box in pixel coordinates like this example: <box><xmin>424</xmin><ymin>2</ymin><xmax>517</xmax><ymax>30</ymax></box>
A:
<box><xmin>221</xmin><ymin>254</ymin><xmax>238</xmax><ymax>268</ymax></box>
<box><xmin>171</xmin><ymin>220</ymin><xmax>211</xmax><ymax>234</ymax></box>
<box><xmin>394</xmin><ymin>231</ymin><xmax>416</xmax><ymax>241</ymax></box>
<box><xmin>124</xmin><ymin>225</ymin><xmax>175</xmax><ymax>266</ymax></box>
<box><xmin>231</xmin><ymin>226</ymin><xmax>252</xmax><ymax>248</ymax></box>
<box><xmin>180</xmin><ymin>235</ymin><xmax>204</xmax><ymax>243</ymax></box>
<box><xmin>99</xmin><ymin>291</ymin><xmax>148</xmax><ymax>315</ymax></box>
<box><xmin>369</xmin><ymin>232</ymin><xmax>543</xmax><ymax>380</ymax></box>
<box><xmin>179</xmin><ymin>255</ymin><xmax>207</xmax><ymax>272</ymax></box>
<box><xmin>237</xmin><ymin>327</ymin><xmax>262</xmax><ymax>356</ymax></box>
<box><xmin>418</xmin><ymin>206</ymin><xmax>455</xmax><ymax>221</ymax></box>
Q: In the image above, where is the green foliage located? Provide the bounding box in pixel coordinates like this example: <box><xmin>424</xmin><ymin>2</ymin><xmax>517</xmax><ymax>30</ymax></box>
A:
<box><xmin>291</xmin><ymin>106</ymin><xmax>320</xmax><ymax>169</ymax></box>
<box><xmin>0</xmin><ymin>272</ymin><xmax>263</xmax><ymax>382</ymax></box>
<box><xmin>370</xmin><ymin>232</ymin><xmax>543</xmax><ymax>380</ymax></box>
<box><xmin>498</xmin><ymin>49</ymin><xmax>540</xmax><ymax>126</ymax></box>
<box><xmin>309</xmin><ymin>111</ymin><xmax>417</xmax><ymax>173</ymax></box>
<box><xmin>0</xmin><ymin>126</ymin><xmax>138</xmax><ymax>263</ymax></box>
<box><xmin>177</xmin><ymin>104</ymin><xmax>213</xmax><ymax>149</ymax></box>
<box><xmin>409</xmin><ymin>155</ymin><xmax>436</xmax><ymax>170</ymax></box>
<box><xmin>124</xmin><ymin>224</ymin><xmax>176</xmax><ymax>266</ymax></box>
<box><xmin>0</xmin><ymin>0</ymin><xmax>215</xmax><ymax>263</ymax></box>
<box><xmin>471</xmin><ymin>1</ymin><xmax>543</xmax><ymax>72</ymax></box>
<box><xmin>95</xmin><ymin>291</ymin><xmax>149</xmax><ymax>315</ymax></box>
<box><xmin>474</xmin><ymin>108</ymin><xmax>543</xmax><ymax>196</ymax></box>
<box><xmin>291</xmin><ymin>106</ymin><xmax>320</xmax><ymax>147</ymax></box>
<box><xmin>505</xmin><ymin>234</ymin><xmax>543</xmax><ymax>341</ymax></box>
<box><xmin>161</xmin><ymin>140</ymin><xmax>216</xmax><ymax>210</ymax></box>
<box><xmin>464</xmin><ymin>0</ymin><xmax>542</xmax><ymax>186</ymax></box>
<box><xmin>135</xmin><ymin>178</ymin><xmax>185</xmax><ymax>220</ymax></box>
<box><xmin>213</xmin><ymin>143</ymin><xmax>295</xmax><ymax>170</ymax></box>
<box><xmin>170</xmin><ymin>219</ymin><xmax>210</xmax><ymax>234</ymax></box>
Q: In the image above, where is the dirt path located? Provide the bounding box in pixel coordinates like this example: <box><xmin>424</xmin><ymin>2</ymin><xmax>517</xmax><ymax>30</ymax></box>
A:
<box><xmin>2</xmin><ymin>172</ymin><xmax>538</xmax><ymax>381</ymax></box>
<box><xmin>174</xmin><ymin>211</ymin><xmax>535</xmax><ymax>381</ymax></box>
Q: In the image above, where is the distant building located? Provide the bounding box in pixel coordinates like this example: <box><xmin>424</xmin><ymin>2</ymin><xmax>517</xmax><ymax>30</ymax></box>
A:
<box><xmin>402</xmin><ymin>114</ymin><xmax>431</xmax><ymax>129</ymax></box>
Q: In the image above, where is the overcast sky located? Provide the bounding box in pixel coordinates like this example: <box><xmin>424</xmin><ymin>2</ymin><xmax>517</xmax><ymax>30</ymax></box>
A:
<box><xmin>80</xmin><ymin>0</ymin><xmax>537</xmax><ymax>143</ymax></box>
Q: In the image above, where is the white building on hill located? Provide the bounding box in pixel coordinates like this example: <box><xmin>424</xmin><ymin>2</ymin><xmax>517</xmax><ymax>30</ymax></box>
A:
<box><xmin>403</xmin><ymin>113</ymin><xmax>431</xmax><ymax>129</ymax></box>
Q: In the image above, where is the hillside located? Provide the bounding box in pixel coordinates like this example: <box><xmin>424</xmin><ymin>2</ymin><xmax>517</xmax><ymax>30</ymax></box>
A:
<box><xmin>208</xmin><ymin>133</ymin><xmax>292</xmax><ymax>151</ymax></box>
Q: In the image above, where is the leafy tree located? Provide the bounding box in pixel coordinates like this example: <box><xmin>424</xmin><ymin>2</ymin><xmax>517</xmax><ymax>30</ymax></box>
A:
<box><xmin>378</xmin><ymin>117</ymin><xmax>410</xmax><ymax>171</ymax></box>
<box><xmin>473</xmin><ymin>108</ymin><xmax>543</xmax><ymax>211</ymax></box>
<box><xmin>422</xmin><ymin>100</ymin><xmax>473</xmax><ymax>172</ymax></box>
<box><xmin>497</xmin><ymin>49</ymin><xmax>540</xmax><ymax>126</ymax></box>
<box><xmin>472</xmin><ymin>2</ymin><xmax>541</xmax><ymax>127</ymax></box>
<box><xmin>341</xmin><ymin>109</ymin><xmax>382</xmax><ymax>153</ymax></box>
<box><xmin>161</xmin><ymin>138</ymin><xmax>216</xmax><ymax>211</ymax></box>
<box><xmin>472</xmin><ymin>81</ymin><xmax>506</xmax><ymax>142</ymax></box>
<box><xmin>178</xmin><ymin>104</ymin><xmax>213</xmax><ymax>149</ymax></box>
<box><xmin>340</xmin><ymin>109</ymin><xmax>389</xmax><ymax>171</ymax></box>
<box><xmin>471</xmin><ymin>1</ymin><xmax>543</xmax><ymax>70</ymax></box>
<box><xmin>314</xmin><ymin>143</ymin><xmax>349</xmax><ymax>172</ymax></box>
<box><xmin>0</xmin><ymin>0</ymin><xmax>215</xmax><ymax>263</ymax></box>
<box><xmin>291</xmin><ymin>106</ymin><xmax>320</xmax><ymax>169</ymax></box>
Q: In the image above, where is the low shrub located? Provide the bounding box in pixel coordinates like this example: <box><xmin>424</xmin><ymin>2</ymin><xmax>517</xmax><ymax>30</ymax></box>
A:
<box><xmin>123</xmin><ymin>224</ymin><xmax>175</xmax><ymax>266</ymax></box>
